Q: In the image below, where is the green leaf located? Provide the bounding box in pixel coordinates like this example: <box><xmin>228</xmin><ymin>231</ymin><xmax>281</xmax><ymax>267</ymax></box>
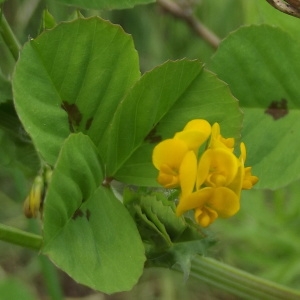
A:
<box><xmin>13</xmin><ymin>17</ymin><xmax>140</xmax><ymax>165</ymax></box>
<box><xmin>56</xmin><ymin>0</ymin><xmax>155</xmax><ymax>10</ymax></box>
<box><xmin>40</xmin><ymin>10</ymin><xmax>57</xmax><ymax>32</ymax></box>
<box><xmin>106</xmin><ymin>59</ymin><xmax>243</xmax><ymax>186</ymax></box>
<box><xmin>243</xmin><ymin>0</ymin><xmax>300</xmax><ymax>38</ymax></box>
<box><xmin>209</xmin><ymin>25</ymin><xmax>300</xmax><ymax>189</ymax></box>
<box><xmin>124</xmin><ymin>190</ymin><xmax>213</xmax><ymax>278</ymax></box>
<box><xmin>42</xmin><ymin>133</ymin><xmax>145</xmax><ymax>294</ymax></box>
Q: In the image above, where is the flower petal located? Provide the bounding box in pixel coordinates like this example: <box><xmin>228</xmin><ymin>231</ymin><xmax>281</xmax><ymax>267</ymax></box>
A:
<box><xmin>183</xmin><ymin>119</ymin><xmax>211</xmax><ymax>132</ymax></box>
<box><xmin>194</xmin><ymin>206</ymin><xmax>218</xmax><ymax>227</ymax></box>
<box><xmin>176</xmin><ymin>187</ymin><xmax>213</xmax><ymax>216</ymax></box>
<box><xmin>207</xmin><ymin>187</ymin><xmax>240</xmax><ymax>218</ymax></box>
<box><xmin>174</xmin><ymin>119</ymin><xmax>211</xmax><ymax>151</ymax></box>
<box><xmin>228</xmin><ymin>153</ymin><xmax>244</xmax><ymax>196</ymax></box>
<box><xmin>157</xmin><ymin>164</ymin><xmax>180</xmax><ymax>188</ymax></box>
<box><xmin>243</xmin><ymin>167</ymin><xmax>259</xmax><ymax>189</ymax></box>
<box><xmin>209</xmin><ymin>123</ymin><xmax>234</xmax><ymax>150</ymax></box>
<box><xmin>197</xmin><ymin>148</ymin><xmax>238</xmax><ymax>188</ymax></box>
<box><xmin>179</xmin><ymin>150</ymin><xmax>197</xmax><ymax>197</ymax></box>
<box><xmin>240</xmin><ymin>142</ymin><xmax>247</xmax><ymax>162</ymax></box>
<box><xmin>152</xmin><ymin>139</ymin><xmax>188</xmax><ymax>170</ymax></box>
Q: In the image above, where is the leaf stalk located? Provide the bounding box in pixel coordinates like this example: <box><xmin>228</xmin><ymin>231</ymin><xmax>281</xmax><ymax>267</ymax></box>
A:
<box><xmin>0</xmin><ymin>223</ymin><xmax>42</xmax><ymax>250</ymax></box>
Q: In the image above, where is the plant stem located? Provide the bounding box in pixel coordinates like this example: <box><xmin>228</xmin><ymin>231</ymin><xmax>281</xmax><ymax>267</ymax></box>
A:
<box><xmin>0</xmin><ymin>9</ymin><xmax>21</xmax><ymax>61</ymax></box>
<box><xmin>39</xmin><ymin>255</ymin><xmax>64</xmax><ymax>300</ymax></box>
<box><xmin>157</xmin><ymin>0</ymin><xmax>220</xmax><ymax>49</ymax></box>
<box><xmin>0</xmin><ymin>223</ymin><xmax>42</xmax><ymax>250</ymax></box>
<box><xmin>178</xmin><ymin>255</ymin><xmax>300</xmax><ymax>300</ymax></box>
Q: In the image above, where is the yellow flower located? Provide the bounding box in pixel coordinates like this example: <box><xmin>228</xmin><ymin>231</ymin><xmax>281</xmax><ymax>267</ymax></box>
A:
<box><xmin>152</xmin><ymin>119</ymin><xmax>258</xmax><ymax>228</ymax></box>
<box><xmin>179</xmin><ymin>150</ymin><xmax>198</xmax><ymax>197</ymax></box>
<box><xmin>177</xmin><ymin>187</ymin><xmax>240</xmax><ymax>227</ymax></box>
<box><xmin>196</xmin><ymin>148</ymin><xmax>238</xmax><ymax>188</ymax></box>
<box><xmin>152</xmin><ymin>119</ymin><xmax>211</xmax><ymax>188</ymax></box>
<box><xmin>240</xmin><ymin>142</ymin><xmax>259</xmax><ymax>189</ymax></box>
<box><xmin>176</xmin><ymin>124</ymin><xmax>256</xmax><ymax>227</ymax></box>
<box><xmin>209</xmin><ymin>123</ymin><xmax>235</xmax><ymax>150</ymax></box>
<box><xmin>152</xmin><ymin>139</ymin><xmax>189</xmax><ymax>188</ymax></box>
<box><xmin>174</xmin><ymin>119</ymin><xmax>211</xmax><ymax>152</ymax></box>
<box><xmin>176</xmin><ymin>148</ymin><xmax>241</xmax><ymax>227</ymax></box>
<box><xmin>194</xmin><ymin>206</ymin><xmax>218</xmax><ymax>228</ymax></box>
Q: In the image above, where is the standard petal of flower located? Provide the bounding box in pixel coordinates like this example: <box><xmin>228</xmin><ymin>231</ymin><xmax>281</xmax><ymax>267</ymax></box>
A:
<box><xmin>174</xmin><ymin>119</ymin><xmax>211</xmax><ymax>151</ymax></box>
<box><xmin>183</xmin><ymin>119</ymin><xmax>211</xmax><ymax>132</ymax></box>
<box><xmin>176</xmin><ymin>187</ymin><xmax>213</xmax><ymax>216</ymax></box>
<box><xmin>179</xmin><ymin>151</ymin><xmax>197</xmax><ymax>197</ymax></box>
<box><xmin>174</xmin><ymin>131</ymin><xmax>209</xmax><ymax>152</ymax></box>
<box><xmin>209</xmin><ymin>123</ymin><xmax>234</xmax><ymax>150</ymax></box>
<box><xmin>207</xmin><ymin>187</ymin><xmax>240</xmax><ymax>218</ymax></box>
<box><xmin>197</xmin><ymin>148</ymin><xmax>238</xmax><ymax>188</ymax></box>
<box><xmin>194</xmin><ymin>206</ymin><xmax>218</xmax><ymax>227</ymax></box>
<box><xmin>152</xmin><ymin>139</ymin><xmax>188</xmax><ymax>170</ymax></box>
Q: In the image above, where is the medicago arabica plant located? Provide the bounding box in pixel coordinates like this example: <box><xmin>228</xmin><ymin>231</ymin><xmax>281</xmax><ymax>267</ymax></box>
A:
<box><xmin>1</xmin><ymin>1</ymin><xmax>300</xmax><ymax>299</ymax></box>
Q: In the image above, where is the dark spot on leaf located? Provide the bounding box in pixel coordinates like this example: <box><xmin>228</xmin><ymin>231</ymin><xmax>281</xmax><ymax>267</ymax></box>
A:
<box><xmin>72</xmin><ymin>208</ymin><xmax>84</xmax><ymax>220</ymax></box>
<box><xmin>86</xmin><ymin>209</ymin><xmax>91</xmax><ymax>221</ymax></box>
<box><xmin>102</xmin><ymin>177</ymin><xmax>114</xmax><ymax>187</ymax></box>
<box><xmin>265</xmin><ymin>99</ymin><xmax>288</xmax><ymax>120</ymax></box>
<box><xmin>144</xmin><ymin>126</ymin><xmax>162</xmax><ymax>143</ymax></box>
<box><xmin>85</xmin><ymin>117</ymin><xmax>93</xmax><ymax>130</ymax></box>
<box><xmin>61</xmin><ymin>101</ymin><xmax>82</xmax><ymax>132</ymax></box>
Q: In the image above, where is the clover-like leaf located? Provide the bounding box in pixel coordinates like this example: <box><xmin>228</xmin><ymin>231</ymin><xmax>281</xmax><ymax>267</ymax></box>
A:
<box><xmin>42</xmin><ymin>133</ymin><xmax>145</xmax><ymax>294</ymax></box>
<box><xmin>13</xmin><ymin>17</ymin><xmax>140</xmax><ymax>165</ymax></box>
<box><xmin>210</xmin><ymin>25</ymin><xmax>300</xmax><ymax>189</ymax></box>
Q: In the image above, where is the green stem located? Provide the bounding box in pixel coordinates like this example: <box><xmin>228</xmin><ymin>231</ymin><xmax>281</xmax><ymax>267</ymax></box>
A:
<box><xmin>39</xmin><ymin>255</ymin><xmax>64</xmax><ymax>300</ymax></box>
<box><xmin>0</xmin><ymin>9</ymin><xmax>21</xmax><ymax>61</ymax></box>
<box><xmin>180</xmin><ymin>255</ymin><xmax>300</xmax><ymax>300</ymax></box>
<box><xmin>0</xmin><ymin>223</ymin><xmax>42</xmax><ymax>250</ymax></box>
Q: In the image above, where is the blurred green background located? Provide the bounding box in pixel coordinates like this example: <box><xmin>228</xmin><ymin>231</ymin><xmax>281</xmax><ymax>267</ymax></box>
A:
<box><xmin>1</xmin><ymin>0</ymin><xmax>300</xmax><ymax>298</ymax></box>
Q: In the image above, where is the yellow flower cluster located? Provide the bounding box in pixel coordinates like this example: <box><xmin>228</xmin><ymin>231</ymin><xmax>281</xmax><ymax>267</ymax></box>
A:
<box><xmin>152</xmin><ymin>119</ymin><xmax>258</xmax><ymax>227</ymax></box>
